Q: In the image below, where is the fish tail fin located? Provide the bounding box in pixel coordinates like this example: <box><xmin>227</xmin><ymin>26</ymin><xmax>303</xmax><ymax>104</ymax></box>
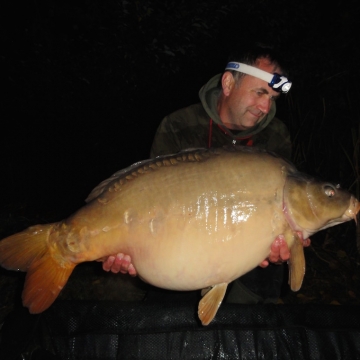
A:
<box><xmin>0</xmin><ymin>223</ymin><xmax>76</xmax><ymax>313</ymax></box>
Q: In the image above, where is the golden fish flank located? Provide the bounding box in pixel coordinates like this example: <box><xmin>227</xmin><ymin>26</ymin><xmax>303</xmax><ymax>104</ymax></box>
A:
<box><xmin>0</xmin><ymin>146</ymin><xmax>359</xmax><ymax>326</ymax></box>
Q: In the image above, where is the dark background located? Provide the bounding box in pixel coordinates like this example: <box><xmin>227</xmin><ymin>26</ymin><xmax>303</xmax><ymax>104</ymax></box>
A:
<box><xmin>1</xmin><ymin>0</ymin><xmax>359</xmax><ymax>214</ymax></box>
<box><xmin>0</xmin><ymin>0</ymin><xmax>359</xmax><ymax>320</ymax></box>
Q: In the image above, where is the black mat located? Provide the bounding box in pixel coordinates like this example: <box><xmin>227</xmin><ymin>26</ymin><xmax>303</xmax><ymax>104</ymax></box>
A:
<box><xmin>1</xmin><ymin>301</ymin><xmax>360</xmax><ymax>359</ymax></box>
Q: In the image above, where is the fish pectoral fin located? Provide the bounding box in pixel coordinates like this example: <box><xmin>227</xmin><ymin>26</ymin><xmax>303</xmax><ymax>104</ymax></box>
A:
<box><xmin>198</xmin><ymin>283</ymin><xmax>227</xmax><ymax>326</ymax></box>
<box><xmin>288</xmin><ymin>232</ymin><xmax>306</xmax><ymax>291</ymax></box>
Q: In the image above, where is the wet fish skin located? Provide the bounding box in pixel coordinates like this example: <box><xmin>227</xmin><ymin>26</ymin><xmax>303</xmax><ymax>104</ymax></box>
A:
<box><xmin>0</xmin><ymin>146</ymin><xmax>358</xmax><ymax>326</ymax></box>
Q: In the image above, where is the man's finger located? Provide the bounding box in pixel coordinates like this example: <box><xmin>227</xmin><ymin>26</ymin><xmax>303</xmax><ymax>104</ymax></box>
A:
<box><xmin>102</xmin><ymin>256</ymin><xmax>116</xmax><ymax>272</ymax></box>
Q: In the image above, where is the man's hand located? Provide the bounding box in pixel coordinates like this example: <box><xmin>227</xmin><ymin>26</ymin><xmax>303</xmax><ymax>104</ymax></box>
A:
<box><xmin>259</xmin><ymin>234</ymin><xmax>311</xmax><ymax>268</ymax></box>
<box><xmin>100</xmin><ymin>254</ymin><xmax>137</xmax><ymax>276</ymax></box>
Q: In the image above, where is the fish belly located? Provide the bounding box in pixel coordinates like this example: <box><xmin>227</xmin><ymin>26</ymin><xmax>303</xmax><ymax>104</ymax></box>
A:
<box><xmin>130</xmin><ymin>206</ymin><xmax>282</xmax><ymax>290</ymax></box>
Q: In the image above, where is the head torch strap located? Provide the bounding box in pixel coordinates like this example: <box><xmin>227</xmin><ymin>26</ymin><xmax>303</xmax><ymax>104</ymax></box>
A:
<box><xmin>225</xmin><ymin>62</ymin><xmax>292</xmax><ymax>93</ymax></box>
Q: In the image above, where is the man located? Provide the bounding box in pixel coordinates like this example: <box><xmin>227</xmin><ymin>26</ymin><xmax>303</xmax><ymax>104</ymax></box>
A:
<box><xmin>102</xmin><ymin>44</ymin><xmax>310</xmax><ymax>304</ymax></box>
<box><xmin>150</xmin><ymin>47</ymin><xmax>291</xmax><ymax>160</ymax></box>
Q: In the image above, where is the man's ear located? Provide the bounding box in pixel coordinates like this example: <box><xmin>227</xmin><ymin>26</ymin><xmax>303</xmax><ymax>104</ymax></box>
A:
<box><xmin>221</xmin><ymin>72</ymin><xmax>235</xmax><ymax>96</ymax></box>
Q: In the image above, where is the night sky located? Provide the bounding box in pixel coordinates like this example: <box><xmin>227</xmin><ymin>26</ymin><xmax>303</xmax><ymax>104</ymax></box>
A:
<box><xmin>1</xmin><ymin>0</ymin><xmax>360</xmax><ymax>222</ymax></box>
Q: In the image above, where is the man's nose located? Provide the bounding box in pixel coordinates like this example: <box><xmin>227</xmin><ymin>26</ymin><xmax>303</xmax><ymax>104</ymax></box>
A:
<box><xmin>257</xmin><ymin>97</ymin><xmax>271</xmax><ymax>114</ymax></box>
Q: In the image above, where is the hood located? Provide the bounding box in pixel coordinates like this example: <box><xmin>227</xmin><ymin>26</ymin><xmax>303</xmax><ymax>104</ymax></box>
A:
<box><xmin>198</xmin><ymin>74</ymin><xmax>277</xmax><ymax>139</ymax></box>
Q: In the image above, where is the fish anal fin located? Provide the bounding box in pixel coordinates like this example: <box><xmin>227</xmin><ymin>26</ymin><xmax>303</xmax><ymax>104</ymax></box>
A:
<box><xmin>23</xmin><ymin>254</ymin><xmax>75</xmax><ymax>314</ymax></box>
<box><xmin>288</xmin><ymin>232</ymin><xmax>306</xmax><ymax>291</ymax></box>
<box><xmin>198</xmin><ymin>283</ymin><xmax>228</xmax><ymax>326</ymax></box>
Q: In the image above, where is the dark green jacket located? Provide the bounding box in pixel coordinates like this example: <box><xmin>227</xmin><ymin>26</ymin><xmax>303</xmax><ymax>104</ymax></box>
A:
<box><xmin>150</xmin><ymin>74</ymin><xmax>291</xmax><ymax>160</ymax></box>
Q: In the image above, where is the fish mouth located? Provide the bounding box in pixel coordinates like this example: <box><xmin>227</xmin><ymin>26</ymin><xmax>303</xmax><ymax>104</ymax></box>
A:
<box><xmin>345</xmin><ymin>196</ymin><xmax>360</xmax><ymax>225</ymax></box>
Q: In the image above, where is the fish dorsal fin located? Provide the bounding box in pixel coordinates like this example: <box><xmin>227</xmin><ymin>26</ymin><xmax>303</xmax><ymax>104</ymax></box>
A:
<box><xmin>288</xmin><ymin>232</ymin><xmax>306</xmax><ymax>291</ymax></box>
<box><xmin>198</xmin><ymin>283</ymin><xmax>228</xmax><ymax>326</ymax></box>
<box><xmin>85</xmin><ymin>148</ymin><xmax>213</xmax><ymax>203</ymax></box>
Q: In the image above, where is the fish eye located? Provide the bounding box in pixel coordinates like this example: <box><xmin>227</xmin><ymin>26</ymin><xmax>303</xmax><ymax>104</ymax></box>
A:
<box><xmin>324</xmin><ymin>185</ymin><xmax>336</xmax><ymax>197</ymax></box>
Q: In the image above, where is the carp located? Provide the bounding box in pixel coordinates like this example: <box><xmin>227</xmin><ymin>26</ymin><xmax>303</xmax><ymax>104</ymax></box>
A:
<box><xmin>0</xmin><ymin>146</ymin><xmax>359</xmax><ymax>326</ymax></box>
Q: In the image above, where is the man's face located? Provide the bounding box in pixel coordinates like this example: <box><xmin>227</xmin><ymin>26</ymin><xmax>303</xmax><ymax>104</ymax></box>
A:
<box><xmin>219</xmin><ymin>57</ymin><xmax>282</xmax><ymax>131</ymax></box>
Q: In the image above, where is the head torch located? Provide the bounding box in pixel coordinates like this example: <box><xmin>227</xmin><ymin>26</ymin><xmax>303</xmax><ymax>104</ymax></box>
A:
<box><xmin>225</xmin><ymin>62</ymin><xmax>292</xmax><ymax>93</ymax></box>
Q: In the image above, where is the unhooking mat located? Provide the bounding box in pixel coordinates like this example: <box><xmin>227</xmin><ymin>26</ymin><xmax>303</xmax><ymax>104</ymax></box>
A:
<box><xmin>1</xmin><ymin>301</ymin><xmax>360</xmax><ymax>359</ymax></box>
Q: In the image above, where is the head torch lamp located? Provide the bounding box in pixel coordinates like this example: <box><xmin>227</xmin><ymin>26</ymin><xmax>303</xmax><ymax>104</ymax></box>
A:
<box><xmin>225</xmin><ymin>62</ymin><xmax>292</xmax><ymax>93</ymax></box>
